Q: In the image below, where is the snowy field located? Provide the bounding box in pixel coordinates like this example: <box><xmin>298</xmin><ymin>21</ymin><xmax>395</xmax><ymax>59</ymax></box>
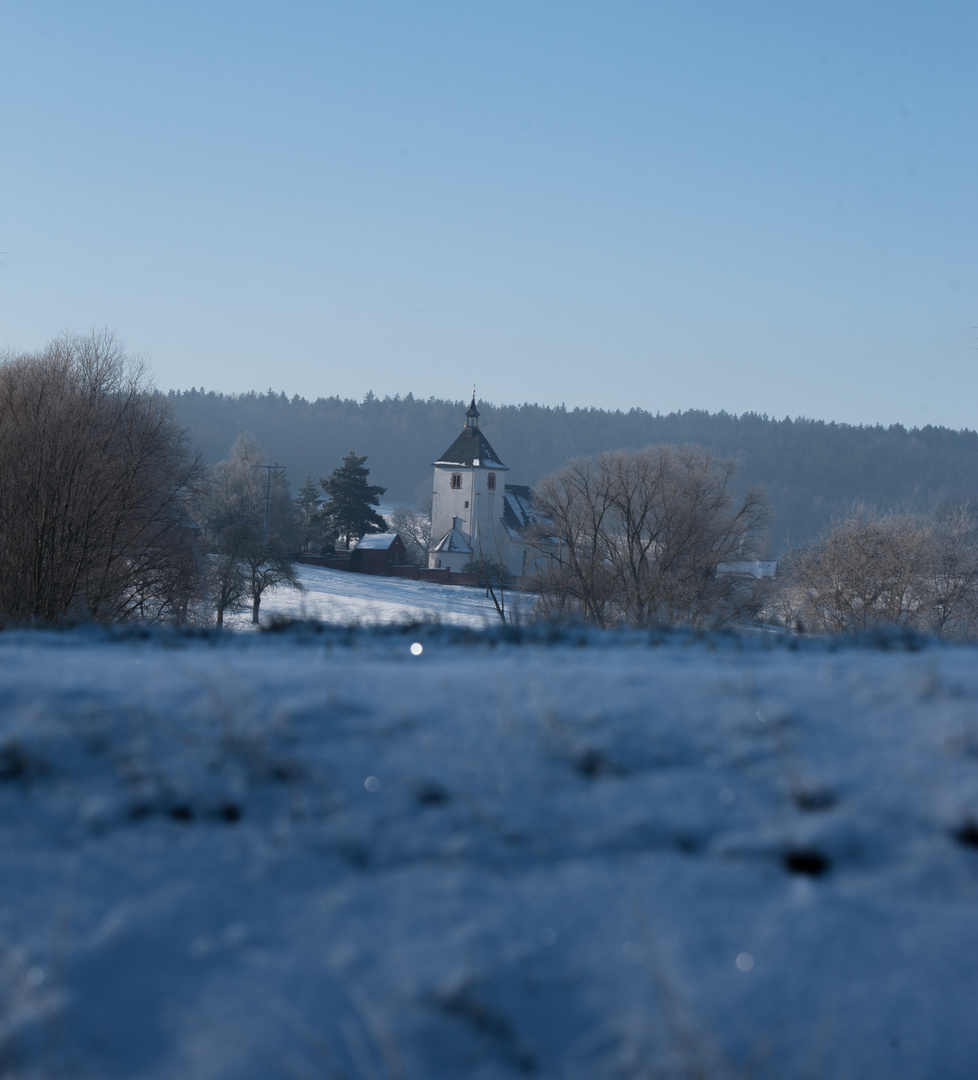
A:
<box><xmin>3</xmin><ymin>625</ymin><xmax>978</xmax><ymax>1079</ymax></box>
<box><xmin>223</xmin><ymin>565</ymin><xmax>523</xmax><ymax>630</ymax></box>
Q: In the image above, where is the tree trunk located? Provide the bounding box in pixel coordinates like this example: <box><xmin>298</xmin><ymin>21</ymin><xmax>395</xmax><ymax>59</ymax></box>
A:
<box><xmin>252</xmin><ymin>594</ymin><xmax>261</xmax><ymax>624</ymax></box>
<box><xmin>216</xmin><ymin>604</ymin><xmax>225</xmax><ymax>628</ymax></box>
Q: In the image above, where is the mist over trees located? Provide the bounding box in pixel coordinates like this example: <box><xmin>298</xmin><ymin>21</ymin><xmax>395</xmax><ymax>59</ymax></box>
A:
<box><xmin>168</xmin><ymin>388</ymin><xmax>978</xmax><ymax>552</ymax></box>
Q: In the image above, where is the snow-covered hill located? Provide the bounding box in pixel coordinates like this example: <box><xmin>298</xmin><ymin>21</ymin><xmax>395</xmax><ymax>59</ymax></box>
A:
<box><xmin>3</xmin><ymin>625</ymin><xmax>978</xmax><ymax>1078</ymax></box>
<box><xmin>224</xmin><ymin>564</ymin><xmax>523</xmax><ymax>630</ymax></box>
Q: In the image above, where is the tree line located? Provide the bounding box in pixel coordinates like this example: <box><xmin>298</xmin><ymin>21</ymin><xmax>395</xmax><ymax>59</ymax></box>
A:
<box><xmin>522</xmin><ymin>446</ymin><xmax>978</xmax><ymax>639</ymax></box>
<box><xmin>0</xmin><ymin>335</ymin><xmax>392</xmax><ymax>628</ymax></box>
<box><xmin>5</xmin><ymin>335</ymin><xmax>978</xmax><ymax>637</ymax></box>
<box><xmin>168</xmin><ymin>387</ymin><xmax>978</xmax><ymax>552</ymax></box>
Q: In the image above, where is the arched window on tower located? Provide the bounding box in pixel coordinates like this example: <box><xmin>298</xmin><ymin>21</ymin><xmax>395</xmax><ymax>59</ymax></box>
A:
<box><xmin>450</xmin><ymin>474</ymin><xmax>462</xmax><ymax>489</ymax></box>
<box><xmin>487</xmin><ymin>473</ymin><xmax>496</xmax><ymax>491</ymax></box>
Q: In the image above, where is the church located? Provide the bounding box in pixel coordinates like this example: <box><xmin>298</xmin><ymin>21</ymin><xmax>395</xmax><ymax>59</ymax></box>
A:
<box><xmin>428</xmin><ymin>396</ymin><xmax>541</xmax><ymax>578</ymax></box>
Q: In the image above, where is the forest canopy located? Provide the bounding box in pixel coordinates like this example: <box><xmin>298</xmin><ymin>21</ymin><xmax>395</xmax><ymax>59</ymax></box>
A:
<box><xmin>168</xmin><ymin>388</ymin><xmax>978</xmax><ymax>553</ymax></box>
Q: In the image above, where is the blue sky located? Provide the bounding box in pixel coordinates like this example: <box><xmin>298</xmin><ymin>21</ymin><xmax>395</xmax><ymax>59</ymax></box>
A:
<box><xmin>1</xmin><ymin>2</ymin><xmax>975</xmax><ymax>428</ymax></box>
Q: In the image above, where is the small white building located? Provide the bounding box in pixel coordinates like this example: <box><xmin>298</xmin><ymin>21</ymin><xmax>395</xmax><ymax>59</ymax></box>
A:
<box><xmin>428</xmin><ymin>396</ymin><xmax>540</xmax><ymax>578</ymax></box>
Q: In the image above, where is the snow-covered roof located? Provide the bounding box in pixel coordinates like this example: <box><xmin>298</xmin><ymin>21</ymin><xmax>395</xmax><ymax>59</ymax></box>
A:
<box><xmin>716</xmin><ymin>560</ymin><xmax>778</xmax><ymax>579</ymax></box>
<box><xmin>433</xmin><ymin>427</ymin><xmax>508</xmax><ymax>470</ymax></box>
<box><xmin>354</xmin><ymin>533</ymin><xmax>402</xmax><ymax>550</ymax></box>
<box><xmin>502</xmin><ymin>484</ymin><xmax>551</xmax><ymax>541</ymax></box>
<box><xmin>430</xmin><ymin>526</ymin><xmax>472</xmax><ymax>554</ymax></box>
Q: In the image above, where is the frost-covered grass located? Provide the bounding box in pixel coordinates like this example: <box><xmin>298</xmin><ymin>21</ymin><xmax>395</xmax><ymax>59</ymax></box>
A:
<box><xmin>2</xmin><ymin>625</ymin><xmax>978</xmax><ymax>1078</ymax></box>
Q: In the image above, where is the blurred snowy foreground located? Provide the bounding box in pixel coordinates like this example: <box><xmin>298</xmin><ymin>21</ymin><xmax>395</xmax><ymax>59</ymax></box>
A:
<box><xmin>4</xmin><ymin>620</ymin><xmax>978</xmax><ymax>1079</ymax></box>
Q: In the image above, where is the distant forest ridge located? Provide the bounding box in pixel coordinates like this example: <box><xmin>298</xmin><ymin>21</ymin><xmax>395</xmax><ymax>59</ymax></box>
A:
<box><xmin>167</xmin><ymin>387</ymin><xmax>978</xmax><ymax>553</ymax></box>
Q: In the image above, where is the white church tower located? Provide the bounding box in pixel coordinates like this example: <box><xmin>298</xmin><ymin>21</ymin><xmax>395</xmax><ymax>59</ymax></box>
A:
<box><xmin>428</xmin><ymin>394</ymin><xmax>543</xmax><ymax>577</ymax></box>
<box><xmin>429</xmin><ymin>395</ymin><xmax>508</xmax><ymax>572</ymax></box>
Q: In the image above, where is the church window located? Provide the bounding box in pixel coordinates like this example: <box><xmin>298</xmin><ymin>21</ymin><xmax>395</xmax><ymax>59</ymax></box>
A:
<box><xmin>450</xmin><ymin>473</ymin><xmax>462</xmax><ymax>489</ymax></box>
<box><xmin>464</xmin><ymin>501</ymin><xmax>469</xmax><ymax>508</ymax></box>
<box><xmin>487</xmin><ymin>473</ymin><xmax>496</xmax><ymax>491</ymax></box>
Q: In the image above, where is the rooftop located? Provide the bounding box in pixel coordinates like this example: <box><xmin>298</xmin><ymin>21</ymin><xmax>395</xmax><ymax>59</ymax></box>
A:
<box><xmin>354</xmin><ymin>533</ymin><xmax>402</xmax><ymax>550</ymax></box>
<box><xmin>434</xmin><ymin>427</ymin><xmax>508</xmax><ymax>469</ymax></box>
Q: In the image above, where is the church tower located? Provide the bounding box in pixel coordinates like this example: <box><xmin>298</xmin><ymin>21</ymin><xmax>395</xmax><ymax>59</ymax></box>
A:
<box><xmin>428</xmin><ymin>394</ymin><xmax>509</xmax><ymax>571</ymax></box>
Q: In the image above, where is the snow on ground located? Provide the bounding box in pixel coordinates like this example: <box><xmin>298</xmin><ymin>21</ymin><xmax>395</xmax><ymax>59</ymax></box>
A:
<box><xmin>224</xmin><ymin>564</ymin><xmax>522</xmax><ymax>630</ymax></box>
<box><xmin>3</xmin><ymin>625</ymin><xmax>978</xmax><ymax>1079</ymax></box>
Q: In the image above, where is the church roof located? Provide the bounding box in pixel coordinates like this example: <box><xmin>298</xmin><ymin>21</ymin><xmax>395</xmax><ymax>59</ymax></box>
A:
<box><xmin>434</xmin><ymin>395</ymin><xmax>509</xmax><ymax>470</ymax></box>
<box><xmin>431</xmin><ymin>526</ymin><xmax>472</xmax><ymax>554</ymax></box>
<box><xmin>433</xmin><ymin>427</ymin><xmax>508</xmax><ymax>470</ymax></box>
<box><xmin>502</xmin><ymin>484</ymin><xmax>552</xmax><ymax>542</ymax></box>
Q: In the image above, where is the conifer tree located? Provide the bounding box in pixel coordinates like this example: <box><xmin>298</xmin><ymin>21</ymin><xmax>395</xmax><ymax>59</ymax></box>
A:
<box><xmin>319</xmin><ymin>452</ymin><xmax>387</xmax><ymax>550</ymax></box>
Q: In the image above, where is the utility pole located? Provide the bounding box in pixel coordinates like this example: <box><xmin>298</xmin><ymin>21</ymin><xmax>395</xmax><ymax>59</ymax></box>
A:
<box><xmin>251</xmin><ymin>463</ymin><xmax>284</xmax><ymax>545</ymax></box>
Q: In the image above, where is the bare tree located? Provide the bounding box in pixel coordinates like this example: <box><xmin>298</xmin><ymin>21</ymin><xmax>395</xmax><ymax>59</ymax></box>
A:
<box><xmin>528</xmin><ymin>445</ymin><xmax>769</xmax><ymax>628</ymax></box>
<box><xmin>0</xmin><ymin>331</ymin><xmax>204</xmax><ymax>625</ymax></box>
<box><xmin>197</xmin><ymin>434</ymin><xmax>301</xmax><ymax>625</ymax></box>
<box><xmin>929</xmin><ymin>505</ymin><xmax>978</xmax><ymax>636</ymax></box>
<box><xmin>202</xmin><ymin>432</ymin><xmax>297</xmax><ymax>544</ymax></box>
<box><xmin>781</xmin><ymin>506</ymin><xmax>978</xmax><ymax>637</ymax></box>
<box><xmin>208</xmin><ymin>524</ymin><xmax>251</xmax><ymax>628</ymax></box>
<box><xmin>390</xmin><ymin>500</ymin><xmax>432</xmax><ymax>565</ymax></box>
<box><xmin>240</xmin><ymin>536</ymin><xmax>301</xmax><ymax>624</ymax></box>
<box><xmin>530</xmin><ymin>453</ymin><xmax>622</xmax><ymax>626</ymax></box>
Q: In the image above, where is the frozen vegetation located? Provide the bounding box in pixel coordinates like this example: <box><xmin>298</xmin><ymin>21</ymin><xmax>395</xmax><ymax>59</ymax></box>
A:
<box><xmin>3</xmin><ymin>610</ymin><xmax>978</xmax><ymax>1079</ymax></box>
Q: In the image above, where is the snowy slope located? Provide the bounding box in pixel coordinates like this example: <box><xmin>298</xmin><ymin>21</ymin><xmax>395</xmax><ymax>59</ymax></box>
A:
<box><xmin>223</xmin><ymin>564</ymin><xmax>521</xmax><ymax>629</ymax></box>
<box><xmin>2</xmin><ymin>627</ymin><xmax>978</xmax><ymax>1078</ymax></box>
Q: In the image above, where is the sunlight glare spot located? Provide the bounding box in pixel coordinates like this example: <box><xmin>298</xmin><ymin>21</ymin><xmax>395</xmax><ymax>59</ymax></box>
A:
<box><xmin>364</xmin><ymin>776</ymin><xmax>380</xmax><ymax>792</ymax></box>
<box><xmin>410</xmin><ymin>642</ymin><xmax>423</xmax><ymax>656</ymax></box>
<box><xmin>736</xmin><ymin>952</ymin><xmax>754</xmax><ymax>971</ymax></box>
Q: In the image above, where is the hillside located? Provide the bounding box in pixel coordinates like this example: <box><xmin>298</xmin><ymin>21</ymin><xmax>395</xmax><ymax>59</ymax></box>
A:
<box><xmin>168</xmin><ymin>389</ymin><xmax>978</xmax><ymax>551</ymax></box>
<box><xmin>3</xmin><ymin>625</ymin><xmax>978</xmax><ymax>1078</ymax></box>
<box><xmin>222</xmin><ymin>563</ymin><xmax>524</xmax><ymax>630</ymax></box>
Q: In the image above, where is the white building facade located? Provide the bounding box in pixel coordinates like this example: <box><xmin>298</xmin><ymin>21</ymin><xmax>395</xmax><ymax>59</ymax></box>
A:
<box><xmin>428</xmin><ymin>397</ymin><xmax>538</xmax><ymax>578</ymax></box>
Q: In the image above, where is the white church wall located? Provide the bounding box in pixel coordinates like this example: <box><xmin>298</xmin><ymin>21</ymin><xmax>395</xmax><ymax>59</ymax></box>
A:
<box><xmin>431</xmin><ymin>468</ymin><xmax>510</xmax><ymax>570</ymax></box>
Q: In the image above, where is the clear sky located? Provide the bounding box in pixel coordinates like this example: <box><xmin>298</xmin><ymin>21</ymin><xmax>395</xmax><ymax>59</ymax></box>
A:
<box><xmin>2</xmin><ymin>1</ymin><xmax>975</xmax><ymax>428</ymax></box>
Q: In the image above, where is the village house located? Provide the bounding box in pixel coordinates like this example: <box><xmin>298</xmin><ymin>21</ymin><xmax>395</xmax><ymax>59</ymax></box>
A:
<box><xmin>351</xmin><ymin>532</ymin><xmax>408</xmax><ymax>574</ymax></box>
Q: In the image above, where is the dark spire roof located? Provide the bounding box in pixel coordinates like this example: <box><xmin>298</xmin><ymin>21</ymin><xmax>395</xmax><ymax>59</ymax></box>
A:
<box><xmin>433</xmin><ymin>396</ymin><xmax>508</xmax><ymax>469</ymax></box>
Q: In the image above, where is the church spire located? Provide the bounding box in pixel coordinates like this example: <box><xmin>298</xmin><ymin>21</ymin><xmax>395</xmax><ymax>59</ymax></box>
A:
<box><xmin>466</xmin><ymin>390</ymin><xmax>480</xmax><ymax>429</ymax></box>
